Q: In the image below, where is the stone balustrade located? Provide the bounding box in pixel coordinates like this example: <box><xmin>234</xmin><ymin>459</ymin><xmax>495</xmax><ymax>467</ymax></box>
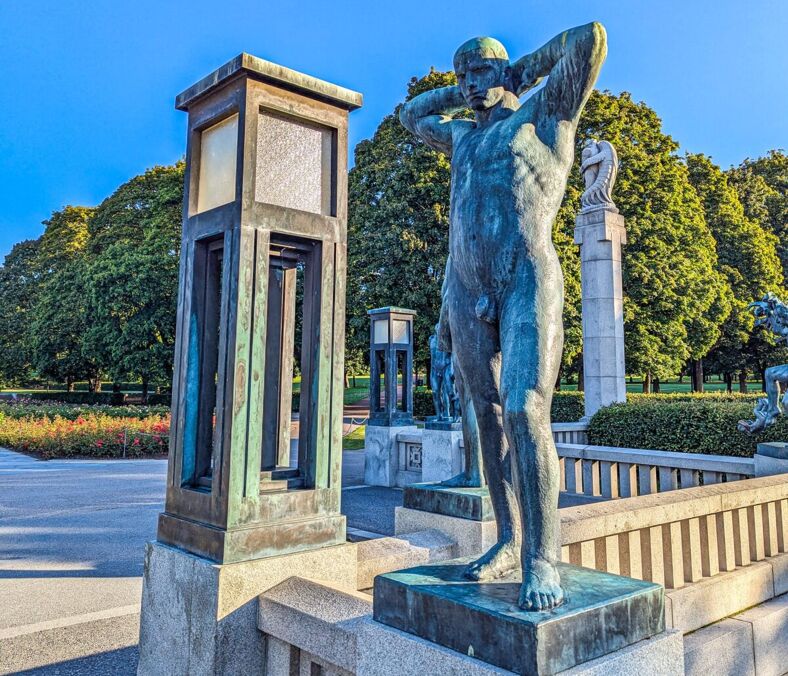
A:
<box><xmin>559</xmin><ymin>473</ymin><xmax>788</xmax><ymax>593</ymax></box>
<box><xmin>557</xmin><ymin>443</ymin><xmax>754</xmax><ymax>500</ymax></box>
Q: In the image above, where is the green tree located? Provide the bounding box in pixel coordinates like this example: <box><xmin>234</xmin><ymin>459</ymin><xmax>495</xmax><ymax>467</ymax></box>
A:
<box><xmin>686</xmin><ymin>153</ymin><xmax>784</xmax><ymax>391</ymax></box>
<box><xmin>84</xmin><ymin>163</ymin><xmax>184</xmax><ymax>398</ymax></box>
<box><xmin>553</xmin><ymin>92</ymin><xmax>731</xmax><ymax>392</ymax></box>
<box><xmin>0</xmin><ymin>239</ymin><xmax>41</xmax><ymax>386</ymax></box>
<box><xmin>728</xmin><ymin>150</ymin><xmax>788</xmax><ymax>280</ymax></box>
<box><xmin>30</xmin><ymin>206</ymin><xmax>99</xmax><ymax>390</ymax></box>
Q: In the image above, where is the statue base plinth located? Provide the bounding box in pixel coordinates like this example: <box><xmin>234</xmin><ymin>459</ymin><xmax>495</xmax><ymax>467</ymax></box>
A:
<box><xmin>425</xmin><ymin>417</ymin><xmax>462</xmax><ymax>431</ymax></box>
<box><xmin>403</xmin><ymin>483</ymin><xmax>493</xmax><ymax>521</ymax></box>
<box><xmin>373</xmin><ymin>557</ymin><xmax>665</xmax><ymax>675</ymax></box>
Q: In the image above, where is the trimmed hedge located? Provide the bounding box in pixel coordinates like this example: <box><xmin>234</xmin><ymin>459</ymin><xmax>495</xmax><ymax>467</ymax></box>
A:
<box><xmin>413</xmin><ymin>388</ymin><xmax>585</xmax><ymax>423</ymax></box>
<box><xmin>0</xmin><ymin>402</ymin><xmax>169</xmax><ymax>421</ymax></box>
<box><xmin>587</xmin><ymin>398</ymin><xmax>783</xmax><ymax>457</ymax></box>
<box><xmin>23</xmin><ymin>391</ymin><xmax>171</xmax><ymax>406</ymax></box>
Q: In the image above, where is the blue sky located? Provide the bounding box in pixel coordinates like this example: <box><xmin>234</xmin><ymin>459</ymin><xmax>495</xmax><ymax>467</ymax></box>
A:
<box><xmin>0</xmin><ymin>1</ymin><xmax>785</xmax><ymax>259</ymax></box>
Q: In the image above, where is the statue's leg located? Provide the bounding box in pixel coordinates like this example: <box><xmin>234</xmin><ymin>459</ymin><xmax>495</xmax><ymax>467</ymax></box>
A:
<box><xmin>446</xmin><ymin>280</ymin><xmax>519</xmax><ymax>580</ymax></box>
<box><xmin>499</xmin><ymin>279</ymin><xmax>564</xmax><ymax>611</ymax></box>
<box><xmin>430</xmin><ymin>372</ymin><xmax>441</xmax><ymax>418</ymax></box>
<box><xmin>442</xmin><ymin>363</ymin><xmax>483</xmax><ymax>487</ymax></box>
<box><xmin>766</xmin><ymin>366</ymin><xmax>783</xmax><ymax>417</ymax></box>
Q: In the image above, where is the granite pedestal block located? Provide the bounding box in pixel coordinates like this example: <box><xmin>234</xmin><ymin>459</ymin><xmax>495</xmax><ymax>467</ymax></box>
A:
<box><xmin>137</xmin><ymin>540</ymin><xmax>358</xmax><ymax>675</ymax></box>
<box><xmin>403</xmin><ymin>483</ymin><xmax>494</xmax><ymax>521</ymax></box>
<box><xmin>755</xmin><ymin>442</ymin><xmax>788</xmax><ymax>477</ymax></box>
<box><xmin>373</xmin><ymin>557</ymin><xmax>665</xmax><ymax>675</ymax></box>
<box><xmin>421</xmin><ymin>424</ymin><xmax>464</xmax><ymax>484</ymax></box>
<box><xmin>363</xmin><ymin>424</ymin><xmax>418</xmax><ymax>487</ymax></box>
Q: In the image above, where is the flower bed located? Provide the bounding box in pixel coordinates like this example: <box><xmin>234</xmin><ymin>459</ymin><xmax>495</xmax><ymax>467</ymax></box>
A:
<box><xmin>0</xmin><ymin>411</ymin><xmax>170</xmax><ymax>459</ymax></box>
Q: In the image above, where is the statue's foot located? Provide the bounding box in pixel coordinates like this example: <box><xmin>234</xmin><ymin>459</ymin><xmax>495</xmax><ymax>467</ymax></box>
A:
<box><xmin>440</xmin><ymin>471</ymin><xmax>482</xmax><ymax>488</ymax></box>
<box><xmin>518</xmin><ymin>557</ymin><xmax>564</xmax><ymax>611</ymax></box>
<box><xmin>464</xmin><ymin>541</ymin><xmax>519</xmax><ymax>581</ymax></box>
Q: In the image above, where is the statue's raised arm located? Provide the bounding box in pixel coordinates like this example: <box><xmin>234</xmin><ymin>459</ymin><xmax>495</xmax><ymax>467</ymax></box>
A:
<box><xmin>399</xmin><ymin>82</ymin><xmax>469</xmax><ymax>156</ymax></box>
<box><xmin>512</xmin><ymin>22</ymin><xmax>607</xmax><ymax>138</ymax></box>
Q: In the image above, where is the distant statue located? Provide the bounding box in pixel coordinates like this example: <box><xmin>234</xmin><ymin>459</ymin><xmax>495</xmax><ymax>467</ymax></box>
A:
<box><xmin>429</xmin><ymin>325</ymin><xmax>458</xmax><ymax>421</ymax></box>
<box><xmin>401</xmin><ymin>23</ymin><xmax>607</xmax><ymax>610</ymax></box>
<box><xmin>580</xmin><ymin>138</ymin><xmax>618</xmax><ymax>213</ymax></box>
<box><xmin>738</xmin><ymin>292</ymin><xmax>788</xmax><ymax>434</ymax></box>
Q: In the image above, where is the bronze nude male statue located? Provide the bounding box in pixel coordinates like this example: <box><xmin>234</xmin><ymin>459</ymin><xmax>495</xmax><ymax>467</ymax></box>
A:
<box><xmin>400</xmin><ymin>23</ymin><xmax>607</xmax><ymax>610</ymax></box>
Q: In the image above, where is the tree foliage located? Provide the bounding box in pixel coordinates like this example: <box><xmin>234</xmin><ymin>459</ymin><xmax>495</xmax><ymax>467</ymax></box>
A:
<box><xmin>83</xmin><ymin>163</ymin><xmax>184</xmax><ymax>393</ymax></box>
<box><xmin>0</xmin><ymin>239</ymin><xmax>40</xmax><ymax>386</ymax></box>
<box><xmin>686</xmin><ymin>153</ymin><xmax>784</xmax><ymax>381</ymax></box>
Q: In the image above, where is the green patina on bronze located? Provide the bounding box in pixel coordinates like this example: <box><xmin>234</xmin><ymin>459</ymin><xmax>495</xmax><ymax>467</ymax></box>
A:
<box><xmin>404</xmin><ymin>483</ymin><xmax>495</xmax><ymax>521</ymax></box>
<box><xmin>373</xmin><ymin>558</ymin><xmax>665</xmax><ymax>675</ymax></box>
<box><xmin>157</xmin><ymin>57</ymin><xmax>362</xmax><ymax>564</ymax></box>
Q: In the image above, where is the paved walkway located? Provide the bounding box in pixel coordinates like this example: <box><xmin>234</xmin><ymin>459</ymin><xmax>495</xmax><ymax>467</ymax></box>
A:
<box><xmin>0</xmin><ymin>439</ymin><xmax>397</xmax><ymax>674</ymax></box>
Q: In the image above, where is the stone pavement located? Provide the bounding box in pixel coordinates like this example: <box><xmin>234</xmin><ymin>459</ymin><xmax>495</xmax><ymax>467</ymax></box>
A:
<box><xmin>0</xmin><ymin>443</ymin><xmax>396</xmax><ymax>674</ymax></box>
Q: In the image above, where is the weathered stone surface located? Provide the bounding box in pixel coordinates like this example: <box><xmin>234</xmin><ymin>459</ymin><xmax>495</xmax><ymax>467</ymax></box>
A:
<box><xmin>138</xmin><ymin>540</ymin><xmax>357</xmax><ymax>675</ymax></box>
<box><xmin>665</xmin><ymin>560</ymin><xmax>774</xmax><ymax>633</ymax></box>
<box><xmin>734</xmin><ymin>592</ymin><xmax>788</xmax><ymax>676</ymax></box>
<box><xmin>421</xmin><ymin>428</ymin><xmax>463</xmax><ymax>483</ymax></box>
<box><xmin>770</xmin><ymin>551</ymin><xmax>788</xmax><ymax>596</ymax></box>
<box><xmin>403</xmin><ymin>483</ymin><xmax>495</xmax><ymax>521</ymax></box>
<box><xmin>575</xmin><ymin>209</ymin><xmax>626</xmax><ymax>420</ymax></box>
<box><xmin>258</xmin><ymin>578</ymin><xmax>370</xmax><ymax>673</ymax></box>
<box><xmin>757</xmin><ymin>441</ymin><xmax>788</xmax><ymax>459</ymax></box>
<box><xmin>373</xmin><ymin>558</ymin><xmax>664</xmax><ymax>675</ymax></box>
<box><xmin>363</xmin><ymin>424</ymin><xmax>418</xmax><ymax>487</ymax></box>
<box><xmin>395</xmin><ymin>506</ymin><xmax>497</xmax><ymax>557</ymax></box>
<box><xmin>754</xmin><ymin>451</ymin><xmax>788</xmax><ymax>477</ymax></box>
<box><xmin>683</xmin><ymin>619</ymin><xmax>755</xmax><ymax>676</ymax></box>
<box><xmin>558</xmin><ymin>630</ymin><xmax>682</xmax><ymax>675</ymax></box>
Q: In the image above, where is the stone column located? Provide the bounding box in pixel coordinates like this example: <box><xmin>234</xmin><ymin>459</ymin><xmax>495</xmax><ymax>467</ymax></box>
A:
<box><xmin>574</xmin><ymin>208</ymin><xmax>627</xmax><ymax>419</ymax></box>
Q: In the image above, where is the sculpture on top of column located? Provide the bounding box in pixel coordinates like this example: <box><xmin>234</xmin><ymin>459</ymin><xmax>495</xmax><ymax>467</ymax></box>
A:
<box><xmin>400</xmin><ymin>22</ymin><xmax>607</xmax><ymax>610</ymax></box>
<box><xmin>738</xmin><ymin>292</ymin><xmax>788</xmax><ymax>434</ymax></box>
<box><xmin>580</xmin><ymin>138</ymin><xmax>619</xmax><ymax>213</ymax></box>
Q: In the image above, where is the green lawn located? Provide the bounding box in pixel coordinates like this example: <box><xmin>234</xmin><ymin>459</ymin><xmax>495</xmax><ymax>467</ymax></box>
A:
<box><xmin>343</xmin><ymin>425</ymin><xmax>365</xmax><ymax>450</ymax></box>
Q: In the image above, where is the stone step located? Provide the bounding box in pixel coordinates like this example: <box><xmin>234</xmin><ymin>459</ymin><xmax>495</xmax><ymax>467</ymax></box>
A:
<box><xmin>356</xmin><ymin>528</ymin><xmax>457</xmax><ymax>590</ymax></box>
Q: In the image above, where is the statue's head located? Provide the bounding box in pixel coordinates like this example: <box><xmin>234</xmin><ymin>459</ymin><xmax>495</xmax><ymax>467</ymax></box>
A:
<box><xmin>582</xmin><ymin>138</ymin><xmax>599</xmax><ymax>159</ymax></box>
<box><xmin>453</xmin><ymin>37</ymin><xmax>511</xmax><ymax>112</ymax></box>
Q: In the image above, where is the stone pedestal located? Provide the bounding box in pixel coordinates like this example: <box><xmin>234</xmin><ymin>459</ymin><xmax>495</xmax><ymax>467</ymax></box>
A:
<box><xmin>574</xmin><ymin>209</ymin><xmax>627</xmax><ymax>419</ymax></box>
<box><xmin>363</xmin><ymin>424</ymin><xmax>419</xmax><ymax>487</ymax></box>
<box><xmin>137</xmin><ymin>540</ymin><xmax>358</xmax><ymax>675</ymax></box>
<box><xmin>755</xmin><ymin>442</ymin><xmax>788</xmax><ymax>477</ymax></box>
<box><xmin>421</xmin><ymin>424</ymin><xmax>463</xmax><ymax>483</ymax></box>
<box><xmin>373</xmin><ymin>557</ymin><xmax>665</xmax><ymax>675</ymax></box>
<box><xmin>396</xmin><ymin>484</ymin><xmax>496</xmax><ymax>558</ymax></box>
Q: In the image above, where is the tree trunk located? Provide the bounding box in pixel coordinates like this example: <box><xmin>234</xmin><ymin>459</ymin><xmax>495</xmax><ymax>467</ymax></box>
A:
<box><xmin>678</xmin><ymin>372</ymin><xmax>684</xmax><ymax>384</ymax></box>
<box><xmin>761</xmin><ymin>367</ymin><xmax>767</xmax><ymax>392</ymax></box>
<box><xmin>344</xmin><ymin>370</ymin><xmax>349</xmax><ymax>389</ymax></box>
<box><xmin>724</xmin><ymin>372</ymin><xmax>733</xmax><ymax>392</ymax></box>
<box><xmin>351</xmin><ymin>374</ymin><xmax>356</xmax><ymax>388</ymax></box>
<box><xmin>66</xmin><ymin>377</ymin><xmax>75</xmax><ymax>392</ymax></box>
<box><xmin>142</xmin><ymin>377</ymin><xmax>149</xmax><ymax>403</ymax></box>
<box><xmin>653</xmin><ymin>378</ymin><xmax>661</xmax><ymax>394</ymax></box>
<box><xmin>643</xmin><ymin>372</ymin><xmax>652</xmax><ymax>393</ymax></box>
<box><xmin>577</xmin><ymin>361</ymin><xmax>584</xmax><ymax>392</ymax></box>
<box><xmin>691</xmin><ymin>359</ymin><xmax>704</xmax><ymax>393</ymax></box>
<box><xmin>739</xmin><ymin>371</ymin><xmax>748</xmax><ymax>393</ymax></box>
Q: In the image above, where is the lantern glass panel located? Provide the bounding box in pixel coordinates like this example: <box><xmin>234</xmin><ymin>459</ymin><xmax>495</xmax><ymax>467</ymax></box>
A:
<box><xmin>392</xmin><ymin>320</ymin><xmax>410</xmax><ymax>344</ymax></box>
<box><xmin>373</xmin><ymin>319</ymin><xmax>389</xmax><ymax>344</ymax></box>
<box><xmin>197</xmin><ymin>114</ymin><xmax>238</xmax><ymax>213</ymax></box>
<box><xmin>255</xmin><ymin>111</ymin><xmax>333</xmax><ymax>215</ymax></box>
